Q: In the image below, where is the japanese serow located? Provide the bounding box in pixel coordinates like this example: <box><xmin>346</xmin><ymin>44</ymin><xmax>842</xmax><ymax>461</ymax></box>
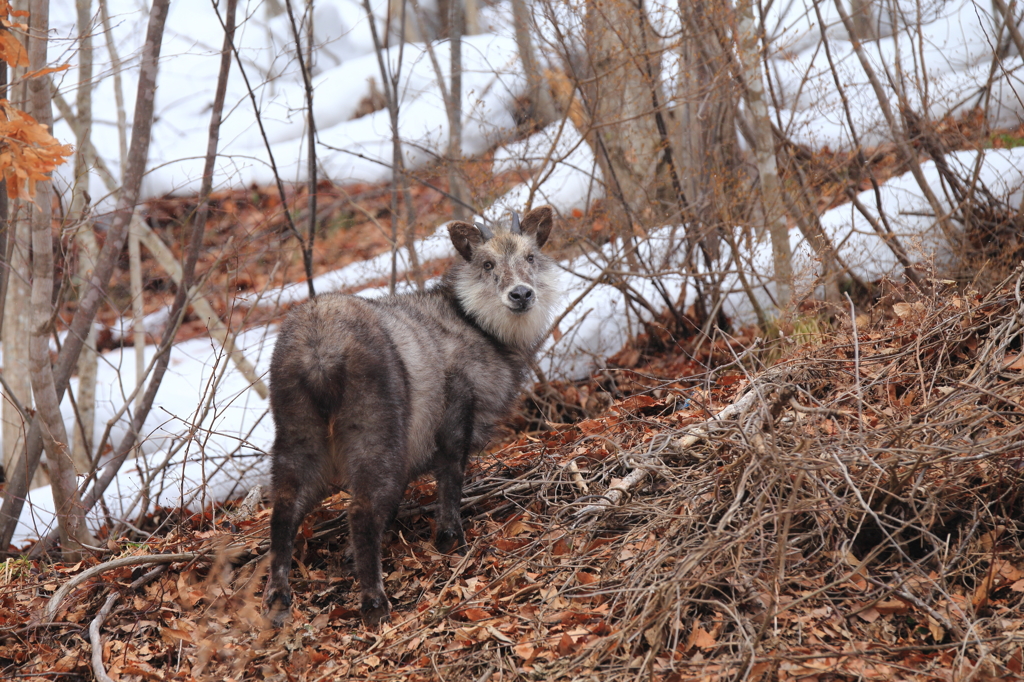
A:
<box><xmin>264</xmin><ymin>206</ymin><xmax>559</xmax><ymax>627</ymax></box>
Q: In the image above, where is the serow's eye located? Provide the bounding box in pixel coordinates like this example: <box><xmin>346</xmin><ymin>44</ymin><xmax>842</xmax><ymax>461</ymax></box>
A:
<box><xmin>526</xmin><ymin>254</ymin><xmax>535</xmax><ymax>264</ymax></box>
<box><xmin>483</xmin><ymin>261</ymin><xmax>494</xmax><ymax>271</ymax></box>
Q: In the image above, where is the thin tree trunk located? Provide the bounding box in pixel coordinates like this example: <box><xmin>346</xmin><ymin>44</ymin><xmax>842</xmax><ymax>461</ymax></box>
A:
<box><xmin>0</xmin><ymin>49</ymin><xmax>7</xmax><ymax>347</ymax></box>
<box><xmin>2</xmin><ymin>206</ymin><xmax>34</xmax><ymax>486</ymax></box>
<box><xmin>463</xmin><ymin>0</ymin><xmax>478</xmax><ymax>34</ymax></box>
<box><xmin>849</xmin><ymin>0</ymin><xmax>877</xmax><ymax>42</ymax></box>
<box><xmin>736</xmin><ymin>0</ymin><xmax>792</xmax><ymax>309</ymax></box>
<box><xmin>284</xmin><ymin>0</ymin><xmax>317</xmax><ymax>300</ymax></box>
<box><xmin>129</xmin><ymin>217</ymin><xmax>145</xmax><ymax>388</ymax></box>
<box><xmin>0</xmin><ymin>30</ymin><xmax>7</xmax><ymax>308</ymax></box>
<box><xmin>410</xmin><ymin>0</ymin><xmax>472</xmax><ymax>220</ymax></box>
<box><xmin>0</xmin><ymin>0</ymin><xmax>171</xmax><ymax>553</ymax></box>
<box><xmin>668</xmin><ymin>0</ymin><xmax>745</xmax><ymax>328</ymax></box>
<box><xmin>71</xmin><ymin>0</ymin><xmax>100</xmax><ymax>472</ymax></box>
<box><xmin>26</xmin><ymin>0</ymin><xmax>96</xmax><ymax>559</ymax></box>
<box><xmin>448</xmin><ymin>0</ymin><xmax>468</xmax><ymax>220</ymax></box>
<box><xmin>99</xmin><ymin>0</ymin><xmax>127</xmax><ymax>179</ymax></box>
<box><xmin>2</xmin><ymin>0</ymin><xmax>39</xmax><ymax>492</ymax></box>
<box><xmin>395</xmin><ymin>4</ymin><xmax>422</xmax><ymax>289</ymax></box>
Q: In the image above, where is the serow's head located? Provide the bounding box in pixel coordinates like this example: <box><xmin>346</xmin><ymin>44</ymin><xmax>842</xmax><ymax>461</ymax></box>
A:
<box><xmin>448</xmin><ymin>206</ymin><xmax>558</xmax><ymax>348</ymax></box>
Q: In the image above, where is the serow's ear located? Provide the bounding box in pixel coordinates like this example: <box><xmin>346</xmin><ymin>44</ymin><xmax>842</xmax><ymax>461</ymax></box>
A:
<box><xmin>520</xmin><ymin>205</ymin><xmax>554</xmax><ymax>248</ymax></box>
<box><xmin>448</xmin><ymin>221</ymin><xmax>483</xmax><ymax>261</ymax></box>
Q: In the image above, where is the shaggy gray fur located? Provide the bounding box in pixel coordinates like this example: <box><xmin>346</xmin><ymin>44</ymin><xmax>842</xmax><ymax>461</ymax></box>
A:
<box><xmin>265</xmin><ymin>206</ymin><xmax>558</xmax><ymax>627</ymax></box>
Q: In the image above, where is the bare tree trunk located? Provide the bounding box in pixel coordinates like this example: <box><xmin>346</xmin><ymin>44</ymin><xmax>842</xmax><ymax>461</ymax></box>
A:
<box><xmin>27</xmin><ymin>0</ymin><xmax>96</xmax><ymax>559</ymax></box>
<box><xmin>366</xmin><ymin>0</ymin><xmax>400</xmax><ymax>294</ymax></box>
<box><xmin>128</xmin><ymin>217</ymin><xmax>145</xmax><ymax>386</ymax></box>
<box><xmin>848</xmin><ymin>0</ymin><xmax>877</xmax><ymax>42</ymax></box>
<box><xmin>0</xmin><ymin>42</ymin><xmax>8</xmax><ymax>349</ymax></box>
<box><xmin>675</xmin><ymin>32</ymin><xmax>704</xmax><ymax>216</ymax></box>
<box><xmin>736</xmin><ymin>0</ymin><xmax>792</xmax><ymax>309</ymax></box>
<box><xmin>581</xmin><ymin>0</ymin><xmax>667</xmax><ymax>242</ymax></box>
<box><xmin>411</xmin><ymin>0</ymin><xmax>471</xmax><ymax>220</ymax></box>
<box><xmin>99</xmin><ymin>0</ymin><xmax>127</xmax><ymax>177</ymax></box>
<box><xmin>3</xmin><ymin>0</ymin><xmax>41</xmax><ymax>491</ymax></box>
<box><xmin>673</xmin><ymin>1</ymin><xmax>741</xmax><ymax>234</ymax></box>
<box><xmin>463</xmin><ymin>0</ymin><xmax>479</xmax><ymax>35</ymax></box>
<box><xmin>448</xmin><ymin>0</ymin><xmax>468</xmax><ymax>220</ymax></box>
<box><xmin>2</xmin><ymin>207</ymin><xmax>34</xmax><ymax>486</ymax></box>
<box><xmin>70</xmin><ymin>0</ymin><xmax>100</xmax><ymax>472</ymax></box>
<box><xmin>667</xmin><ymin>0</ymin><xmax>748</xmax><ymax>327</ymax></box>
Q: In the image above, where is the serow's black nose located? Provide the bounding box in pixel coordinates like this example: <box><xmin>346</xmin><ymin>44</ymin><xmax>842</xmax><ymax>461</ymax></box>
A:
<box><xmin>509</xmin><ymin>285</ymin><xmax>534</xmax><ymax>310</ymax></box>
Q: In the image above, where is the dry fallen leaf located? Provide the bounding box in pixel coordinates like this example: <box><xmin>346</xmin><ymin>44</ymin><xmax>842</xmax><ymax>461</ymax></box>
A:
<box><xmin>458</xmin><ymin>607</ymin><xmax>491</xmax><ymax>622</ymax></box>
<box><xmin>514</xmin><ymin>641</ymin><xmax>536</xmax><ymax>661</ymax></box>
<box><xmin>1004</xmin><ymin>354</ymin><xmax>1024</xmax><ymax>371</ymax></box>
<box><xmin>893</xmin><ymin>302</ymin><xmax>914</xmax><ymax>319</ymax></box>
<box><xmin>856</xmin><ymin>606</ymin><xmax>881</xmax><ymax>623</ymax></box>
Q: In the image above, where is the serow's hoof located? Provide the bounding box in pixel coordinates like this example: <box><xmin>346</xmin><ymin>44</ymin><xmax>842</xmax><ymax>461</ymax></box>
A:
<box><xmin>265</xmin><ymin>588</ymin><xmax>293</xmax><ymax>628</ymax></box>
<box><xmin>361</xmin><ymin>594</ymin><xmax>392</xmax><ymax>629</ymax></box>
<box><xmin>435</xmin><ymin>528</ymin><xmax>466</xmax><ymax>555</ymax></box>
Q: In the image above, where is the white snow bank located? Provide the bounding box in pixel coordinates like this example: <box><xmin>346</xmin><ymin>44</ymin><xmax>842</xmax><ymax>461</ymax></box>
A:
<box><xmin>50</xmin><ymin>0</ymin><xmax>527</xmax><ymax>212</ymax></box>
<box><xmin>539</xmin><ymin>146</ymin><xmax>1024</xmax><ymax>377</ymax></box>
<box><xmin>236</xmin><ymin>225</ymin><xmax>458</xmax><ymax>308</ymax></box>
<box><xmin>808</xmin><ymin>147</ymin><xmax>1024</xmax><ymax>282</ymax></box>
<box><xmin>765</xmin><ymin>1</ymin><xmax>1024</xmax><ymax>149</ymax></box>
<box><xmin>49</xmin><ymin>0</ymin><xmax>1024</xmax><ymax>214</ymax></box>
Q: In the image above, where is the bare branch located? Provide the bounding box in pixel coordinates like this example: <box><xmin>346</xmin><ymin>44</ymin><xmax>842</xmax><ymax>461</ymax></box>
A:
<box><xmin>283</xmin><ymin>0</ymin><xmax>317</xmax><ymax>300</ymax></box>
<box><xmin>89</xmin><ymin>592</ymin><xmax>120</xmax><ymax>682</ymax></box>
<box><xmin>46</xmin><ymin>552</ymin><xmax>204</xmax><ymax>621</ymax></box>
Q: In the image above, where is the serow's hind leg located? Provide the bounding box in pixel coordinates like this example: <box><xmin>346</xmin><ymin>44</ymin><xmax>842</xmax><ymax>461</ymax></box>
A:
<box><xmin>434</xmin><ymin>457</ymin><xmax>467</xmax><ymax>554</ymax></box>
<box><xmin>348</xmin><ymin>467</ymin><xmax>405</xmax><ymax>628</ymax></box>
<box><xmin>265</xmin><ymin>456</ymin><xmax>329</xmax><ymax>627</ymax></box>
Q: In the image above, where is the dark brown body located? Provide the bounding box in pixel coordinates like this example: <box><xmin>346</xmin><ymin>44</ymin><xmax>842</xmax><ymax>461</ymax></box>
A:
<box><xmin>264</xmin><ymin>207</ymin><xmax>557</xmax><ymax>626</ymax></box>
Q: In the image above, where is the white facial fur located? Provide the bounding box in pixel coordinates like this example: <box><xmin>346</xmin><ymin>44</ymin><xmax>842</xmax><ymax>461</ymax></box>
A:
<box><xmin>453</xmin><ymin>231</ymin><xmax>558</xmax><ymax>349</ymax></box>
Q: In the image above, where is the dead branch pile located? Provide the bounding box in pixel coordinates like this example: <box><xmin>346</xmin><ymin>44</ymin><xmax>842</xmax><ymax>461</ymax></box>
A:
<box><xmin>4</xmin><ymin>275</ymin><xmax>1024</xmax><ymax>681</ymax></box>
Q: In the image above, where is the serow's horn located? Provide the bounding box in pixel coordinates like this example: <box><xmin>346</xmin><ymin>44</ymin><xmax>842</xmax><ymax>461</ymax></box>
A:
<box><xmin>474</xmin><ymin>221</ymin><xmax>494</xmax><ymax>241</ymax></box>
<box><xmin>511</xmin><ymin>211</ymin><xmax>522</xmax><ymax>234</ymax></box>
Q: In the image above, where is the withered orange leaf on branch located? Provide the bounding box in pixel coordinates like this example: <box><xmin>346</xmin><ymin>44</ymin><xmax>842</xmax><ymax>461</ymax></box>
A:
<box><xmin>0</xmin><ymin>29</ymin><xmax>27</xmax><ymax>67</ymax></box>
<box><xmin>0</xmin><ymin>100</ymin><xmax>73</xmax><ymax>200</ymax></box>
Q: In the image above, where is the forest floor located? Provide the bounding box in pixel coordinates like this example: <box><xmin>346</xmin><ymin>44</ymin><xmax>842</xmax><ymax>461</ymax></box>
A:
<box><xmin>4</xmin><ymin>273</ymin><xmax>1024</xmax><ymax>681</ymax></box>
<box><xmin>4</xmin><ymin>116</ymin><xmax>1024</xmax><ymax>681</ymax></box>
